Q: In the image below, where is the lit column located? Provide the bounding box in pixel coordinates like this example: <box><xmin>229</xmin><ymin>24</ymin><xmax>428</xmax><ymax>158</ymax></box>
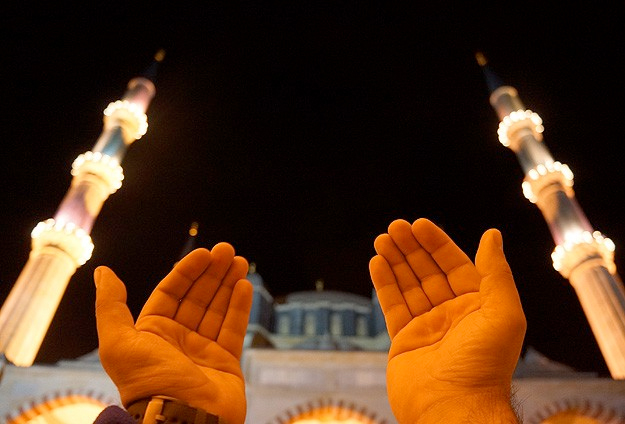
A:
<box><xmin>0</xmin><ymin>51</ymin><xmax>163</xmax><ymax>367</ymax></box>
<box><xmin>478</xmin><ymin>53</ymin><xmax>625</xmax><ymax>378</ymax></box>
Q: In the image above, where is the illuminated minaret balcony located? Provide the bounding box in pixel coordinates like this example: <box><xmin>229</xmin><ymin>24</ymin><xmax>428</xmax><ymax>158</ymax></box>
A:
<box><xmin>0</xmin><ymin>50</ymin><xmax>164</xmax><ymax>367</ymax></box>
<box><xmin>477</xmin><ymin>52</ymin><xmax>625</xmax><ymax>379</ymax></box>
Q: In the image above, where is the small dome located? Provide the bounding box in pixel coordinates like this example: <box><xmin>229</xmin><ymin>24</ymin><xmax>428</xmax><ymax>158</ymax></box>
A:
<box><xmin>247</xmin><ymin>262</ymin><xmax>266</xmax><ymax>286</ymax></box>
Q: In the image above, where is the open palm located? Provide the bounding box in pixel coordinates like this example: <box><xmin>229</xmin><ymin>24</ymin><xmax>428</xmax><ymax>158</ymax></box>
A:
<box><xmin>369</xmin><ymin>218</ymin><xmax>526</xmax><ymax>423</ymax></box>
<box><xmin>95</xmin><ymin>243</ymin><xmax>253</xmax><ymax>424</ymax></box>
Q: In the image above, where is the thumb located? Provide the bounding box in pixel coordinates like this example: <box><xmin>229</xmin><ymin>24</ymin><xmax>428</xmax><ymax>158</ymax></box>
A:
<box><xmin>475</xmin><ymin>229</ymin><xmax>509</xmax><ymax>277</ymax></box>
<box><xmin>475</xmin><ymin>229</ymin><xmax>523</xmax><ymax>315</ymax></box>
<box><xmin>94</xmin><ymin>266</ymin><xmax>136</xmax><ymax>346</ymax></box>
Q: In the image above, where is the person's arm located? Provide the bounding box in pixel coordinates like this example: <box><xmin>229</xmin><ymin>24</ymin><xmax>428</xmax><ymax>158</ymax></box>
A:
<box><xmin>369</xmin><ymin>218</ymin><xmax>526</xmax><ymax>424</ymax></box>
<box><xmin>95</xmin><ymin>243</ymin><xmax>253</xmax><ymax>424</ymax></box>
<box><xmin>93</xmin><ymin>405</ymin><xmax>135</xmax><ymax>424</ymax></box>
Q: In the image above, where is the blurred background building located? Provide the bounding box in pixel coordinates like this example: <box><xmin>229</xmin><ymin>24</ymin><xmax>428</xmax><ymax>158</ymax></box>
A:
<box><xmin>1</xmin><ymin>39</ymin><xmax>625</xmax><ymax>424</ymax></box>
<box><xmin>2</xmin><ymin>266</ymin><xmax>625</xmax><ymax>423</ymax></box>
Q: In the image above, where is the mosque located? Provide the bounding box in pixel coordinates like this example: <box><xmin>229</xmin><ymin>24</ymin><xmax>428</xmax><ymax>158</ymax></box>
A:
<box><xmin>1</xmin><ymin>53</ymin><xmax>625</xmax><ymax>423</ymax></box>
<box><xmin>1</xmin><ymin>266</ymin><xmax>625</xmax><ymax>423</ymax></box>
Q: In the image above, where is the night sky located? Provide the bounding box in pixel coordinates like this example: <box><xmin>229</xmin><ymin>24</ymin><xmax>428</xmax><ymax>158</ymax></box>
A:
<box><xmin>1</xmin><ymin>2</ymin><xmax>624</xmax><ymax>377</ymax></box>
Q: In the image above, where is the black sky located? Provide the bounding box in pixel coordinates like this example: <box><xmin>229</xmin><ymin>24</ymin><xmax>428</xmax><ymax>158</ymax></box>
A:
<box><xmin>1</xmin><ymin>2</ymin><xmax>624</xmax><ymax>376</ymax></box>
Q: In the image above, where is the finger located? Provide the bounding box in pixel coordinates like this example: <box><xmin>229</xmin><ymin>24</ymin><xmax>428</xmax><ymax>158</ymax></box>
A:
<box><xmin>216</xmin><ymin>279</ymin><xmax>253</xmax><ymax>360</ymax></box>
<box><xmin>173</xmin><ymin>243</ymin><xmax>240</xmax><ymax>330</ymax></box>
<box><xmin>475</xmin><ymin>229</ymin><xmax>525</xmax><ymax>325</ymax></box>
<box><xmin>139</xmin><ymin>248</ymin><xmax>213</xmax><ymax>320</ymax></box>
<box><xmin>369</xmin><ymin>255</ymin><xmax>414</xmax><ymax>339</ymax></box>
<box><xmin>411</xmin><ymin>218</ymin><xmax>481</xmax><ymax>297</ymax></box>
<box><xmin>373</xmin><ymin>230</ymin><xmax>432</xmax><ymax>316</ymax></box>
<box><xmin>196</xmin><ymin>255</ymin><xmax>249</xmax><ymax>339</ymax></box>
<box><xmin>387</xmin><ymin>219</ymin><xmax>455</xmax><ymax>306</ymax></box>
<box><xmin>94</xmin><ymin>266</ymin><xmax>136</xmax><ymax>348</ymax></box>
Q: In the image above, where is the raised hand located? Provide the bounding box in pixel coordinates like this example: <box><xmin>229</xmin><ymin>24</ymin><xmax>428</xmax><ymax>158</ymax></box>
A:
<box><xmin>94</xmin><ymin>243</ymin><xmax>253</xmax><ymax>424</ymax></box>
<box><xmin>369</xmin><ymin>218</ymin><xmax>526</xmax><ymax>423</ymax></box>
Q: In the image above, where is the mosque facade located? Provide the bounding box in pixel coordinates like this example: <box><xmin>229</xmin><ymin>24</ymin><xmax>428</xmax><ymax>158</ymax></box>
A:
<box><xmin>1</xmin><ymin>267</ymin><xmax>625</xmax><ymax>424</ymax></box>
<box><xmin>2</xmin><ymin>53</ymin><xmax>625</xmax><ymax>424</ymax></box>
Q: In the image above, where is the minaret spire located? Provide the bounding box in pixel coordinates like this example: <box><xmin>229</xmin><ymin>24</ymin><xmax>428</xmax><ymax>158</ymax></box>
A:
<box><xmin>475</xmin><ymin>52</ymin><xmax>505</xmax><ymax>93</ymax></box>
<box><xmin>478</xmin><ymin>53</ymin><xmax>625</xmax><ymax>378</ymax></box>
<box><xmin>0</xmin><ymin>52</ymin><xmax>162</xmax><ymax>367</ymax></box>
<box><xmin>141</xmin><ymin>49</ymin><xmax>166</xmax><ymax>82</ymax></box>
<box><xmin>177</xmin><ymin>222</ymin><xmax>200</xmax><ymax>263</ymax></box>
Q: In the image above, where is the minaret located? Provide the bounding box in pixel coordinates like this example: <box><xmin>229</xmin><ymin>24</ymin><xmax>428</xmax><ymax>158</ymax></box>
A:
<box><xmin>477</xmin><ymin>52</ymin><xmax>625</xmax><ymax>379</ymax></box>
<box><xmin>179</xmin><ymin>222</ymin><xmax>200</xmax><ymax>259</ymax></box>
<box><xmin>174</xmin><ymin>222</ymin><xmax>200</xmax><ymax>267</ymax></box>
<box><xmin>0</xmin><ymin>50</ymin><xmax>164</xmax><ymax>367</ymax></box>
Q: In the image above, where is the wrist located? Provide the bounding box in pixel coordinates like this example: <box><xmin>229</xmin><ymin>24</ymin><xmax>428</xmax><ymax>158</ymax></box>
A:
<box><xmin>413</xmin><ymin>389</ymin><xmax>521</xmax><ymax>424</ymax></box>
<box><xmin>126</xmin><ymin>396</ymin><xmax>226</xmax><ymax>424</ymax></box>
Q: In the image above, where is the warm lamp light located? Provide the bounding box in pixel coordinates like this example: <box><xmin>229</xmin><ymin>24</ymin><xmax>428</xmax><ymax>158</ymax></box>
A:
<box><xmin>103</xmin><ymin>100</ymin><xmax>148</xmax><ymax>139</ymax></box>
<box><xmin>497</xmin><ymin>109</ymin><xmax>543</xmax><ymax>147</ymax></box>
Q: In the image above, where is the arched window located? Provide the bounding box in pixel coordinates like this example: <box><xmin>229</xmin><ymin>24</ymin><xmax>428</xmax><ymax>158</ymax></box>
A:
<box><xmin>278</xmin><ymin>314</ymin><xmax>291</xmax><ymax>335</ymax></box>
<box><xmin>330</xmin><ymin>313</ymin><xmax>342</xmax><ymax>336</ymax></box>
<box><xmin>269</xmin><ymin>399</ymin><xmax>385</xmax><ymax>424</ymax></box>
<box><xmin>304</xmin><ymin>312</ymin><xmax>317</xmax><ymax>336</ymax></box>
<box><xmin>526</xmin><ymin>398</ymin><xmax>625</xmax><ymax>424</ymax></box>
<box><xmin>7</xmin><ymin>394</ymin><xmax>109</xmax><ymax>424</ymax></box>
<box><xmin>355</xmin><ymin>316</ymin><xmax>368</xmax><ymax>337</ymax></box>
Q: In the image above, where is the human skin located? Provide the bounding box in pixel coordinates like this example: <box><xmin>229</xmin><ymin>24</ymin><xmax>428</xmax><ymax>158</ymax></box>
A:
<box><xmin>94</xmin><ymin>243</ymin><xmax>253</xmax><ymax>424</ymax></box>
<box><xmin>369</xmin><ymin>218</ymin><xmax>526</xmax><ymax>423</ymax></box>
